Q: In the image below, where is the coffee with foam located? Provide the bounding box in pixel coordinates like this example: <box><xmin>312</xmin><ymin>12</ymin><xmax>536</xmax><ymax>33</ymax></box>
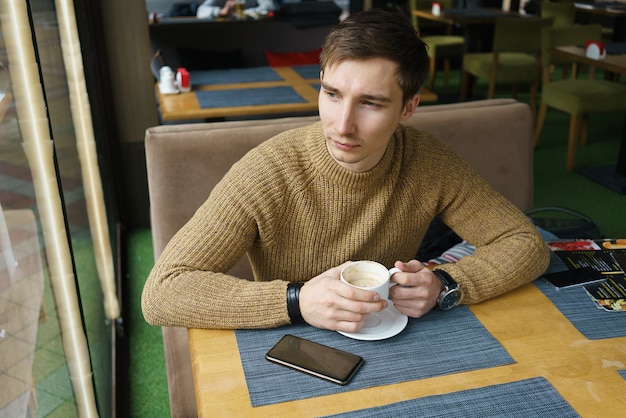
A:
<box><xmin>343</xmin><ymin>271</ymin><xmax>384</xmax><ymax>288</ymax></box>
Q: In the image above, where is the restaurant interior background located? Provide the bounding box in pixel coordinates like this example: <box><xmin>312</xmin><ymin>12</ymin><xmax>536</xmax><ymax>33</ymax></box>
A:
<box><xmin>0</xmin><ymin>0</ymin><xmax>161</xmax><ymax>416</ymax></box>
<box><xmin>2</xmin><ymin>1</ymin><xmax>359</xmax><ymax>416</ymax></box>
<box><xmin>0</xmin><ymin>0</ymin><xmax>624</xmax><ymax>417</ymax></box>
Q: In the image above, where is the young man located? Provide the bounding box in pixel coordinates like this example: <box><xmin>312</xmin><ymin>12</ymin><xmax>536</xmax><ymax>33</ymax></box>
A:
<box><xmin>142</xmin><ymin>10</ymin><xmax>549</xmax><ymax>333</ymax></box>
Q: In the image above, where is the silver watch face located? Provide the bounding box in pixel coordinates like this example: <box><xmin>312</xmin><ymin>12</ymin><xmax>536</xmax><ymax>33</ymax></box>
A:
<box><xmin>439</xmin><ymin>289</ymin><xmax>461</xmax><ymax>310</ymax></box>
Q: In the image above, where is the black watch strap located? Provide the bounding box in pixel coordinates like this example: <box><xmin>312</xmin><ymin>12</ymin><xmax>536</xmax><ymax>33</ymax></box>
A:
<box><xmin>287</xmin><ymin>282</ymin><xmax>305</xmax><ymax>324</ymax></box>
<box><xmin>433</xmin><ymin>269</ymin><xmax>462</xmax><ymax>310</ymax></box>
<box><xmin>433</xmin><ymin>269</ymin><xmax>458</xmax><ymax>290</ymax></box>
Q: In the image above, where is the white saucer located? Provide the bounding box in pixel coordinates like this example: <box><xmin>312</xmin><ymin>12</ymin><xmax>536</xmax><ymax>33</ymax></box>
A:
<box><xmin>337</xmin><ymin>304</ymin><xmax>408</xmax><ymax>341</ymax></box>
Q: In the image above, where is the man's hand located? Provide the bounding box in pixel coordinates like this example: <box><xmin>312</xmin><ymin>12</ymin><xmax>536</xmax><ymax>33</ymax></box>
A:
<box><xmin>299</xmin><ymin>262</ymin><xmax>388</xmax><ymax>333</ymax></box>
<box><xmin>219</xmin><ymin>0</ymin><xmax>236</xmax><ymax>16</ymax></box>
<box><xmin>389</xmin><ymin>260</ymin><xmax>444</xmax><ymax>317</ymax></box>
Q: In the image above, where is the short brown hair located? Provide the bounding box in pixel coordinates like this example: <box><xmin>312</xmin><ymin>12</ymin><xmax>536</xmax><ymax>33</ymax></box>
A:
<box><xmin>320</xmin><ymin>9</ymin><xmax>429</xmax><ymax>104</ymax></box>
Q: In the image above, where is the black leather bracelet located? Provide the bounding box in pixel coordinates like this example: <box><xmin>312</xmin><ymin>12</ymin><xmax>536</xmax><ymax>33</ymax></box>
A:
<box><xmin>286</xmin><ymin>282</ymin><xmax>305</xmax><ymax>324</ymax></box>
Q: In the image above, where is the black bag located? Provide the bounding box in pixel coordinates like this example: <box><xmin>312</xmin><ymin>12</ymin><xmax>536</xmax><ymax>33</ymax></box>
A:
<box><xmin>415</xmin><ymin>217</ymin><xmax>462</xmax><ymax>261</ymax></box>
<box><xmin>525</xmin><ymin>206</ymin><xmax>602</xmax><ymax>240</ymax></box>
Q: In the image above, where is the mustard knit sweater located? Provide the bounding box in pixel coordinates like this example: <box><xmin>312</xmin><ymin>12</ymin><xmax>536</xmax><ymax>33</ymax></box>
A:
<box><xmin>142</xmin><ymin>122</ymin><xmax>549</xmax><ymax>329</ymax></box>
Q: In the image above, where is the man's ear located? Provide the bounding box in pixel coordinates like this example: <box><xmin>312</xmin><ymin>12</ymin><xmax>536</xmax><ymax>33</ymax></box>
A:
<box><xmin>400</xmin><ymin>92</ymin><xmax>421</xmax><ymax>121</ymax></box>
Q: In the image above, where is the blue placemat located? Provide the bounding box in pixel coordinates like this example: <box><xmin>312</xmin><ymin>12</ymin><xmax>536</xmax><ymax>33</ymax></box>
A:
<box><xmin>534</xmin><ymin>279</ymin><xmax>626</xmax><ymax>340</ymax></box>
<box><xmin>196</xmin><ymin>86</ymin><xmax>307</xmax><ymax>108</ymax></box>
<box><xmin>235</xmin><ymin>305</ymin><xmax>513</xmax><ymax>407</ymax></box>
<box><xmin>323</xmin><ymin>377</ymin><xmax>578</xmax><ymax>417</ymax></box>
<box><xmin>620</xmin><ymin>370</ymin><xmax>626</xmax><ymax>381</ymax></box>
<box><xmin>292</xmin><ymin>64</ymin><xmax>321</xmax><ymax>80</ymax></box>
<box><xmin>190</xmin><ymin>67</ymin><xmax>282</xmax><ymax>86</ymax></box>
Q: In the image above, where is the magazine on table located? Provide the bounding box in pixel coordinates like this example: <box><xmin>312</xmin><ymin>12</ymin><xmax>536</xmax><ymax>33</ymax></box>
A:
<box><xmin>543</xmin><ymin>239</ymin><xmax>626</xmax><ymax>312</ymax></box>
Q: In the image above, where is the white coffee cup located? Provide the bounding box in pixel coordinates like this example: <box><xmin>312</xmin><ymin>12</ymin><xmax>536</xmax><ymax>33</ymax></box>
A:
<box><xmin>340</xmin><ymin>261</ymin><xmax>401</xmax><ymax>300</ymax></box>
<box><xmin>158</xmin><ymin>66</ymin><xmax>179</xmax><ymax>95</ymax></box>
<box><xmin>341</xmin><ymin>261</ymin><xmax>401</xmax><ymax>328</ymax></box>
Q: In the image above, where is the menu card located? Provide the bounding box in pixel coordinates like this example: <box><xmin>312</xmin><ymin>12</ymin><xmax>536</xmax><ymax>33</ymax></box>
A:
<box><xmin>545</xmin><ymin>239</ymin><xmax>626</xmax><ymax>312</ymax></box>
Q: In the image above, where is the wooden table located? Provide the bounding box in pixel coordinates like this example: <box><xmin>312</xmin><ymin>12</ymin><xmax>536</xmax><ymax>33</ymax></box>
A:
<box><xmin>550</xmin><ymin>45</ymin><xmax>626</xmax><ymax>193</ymax></box>
<box><xmin>156</xmin><ymin>65</ymin><xmax>438</xmax><ymax>122</ymax></box>
<box><xmin>575</xmin><ymin>2</ymin><xmax>626</xmax><ymax>42</ymax></box>
<box><xmin>411</xmin><ymin>8</ymin><xmax>521</xmax><ymax>52</ymax></box>
<box><xmin>412</xmin><ymin>7</ymin><xmax>520</xmax><ymax>27</ymax></box>
<box><xmin>188</xmin><ymin>282</ymin><xmax>626</xmax><ymax>416</ymax></box>
<box><xmin>550</xmin><ymin>45</ymin><xmax>626</xmax><ymax>76</ymax></box>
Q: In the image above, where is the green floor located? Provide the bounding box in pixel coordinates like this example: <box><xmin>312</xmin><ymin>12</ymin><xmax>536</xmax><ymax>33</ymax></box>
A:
<box><xmin>126</xmin><ymin>230</ymin><xmax>168</xmax><ymax>416</ymax></box>
<box><xmin>125</xmin><ymin>69</ymin><xmax>626</xmax><ymax>417</ymax></box>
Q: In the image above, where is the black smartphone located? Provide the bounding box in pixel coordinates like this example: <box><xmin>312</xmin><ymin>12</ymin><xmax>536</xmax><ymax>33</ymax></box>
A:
<box><xmin>544</xmin><ymin>267</ymin><xmax>605</xmax><ymax>289</ymax></box>
<box><xmin>265</xmin><ymin>334</ymin><xmax>364</xmax><ymax>385</ymax></box>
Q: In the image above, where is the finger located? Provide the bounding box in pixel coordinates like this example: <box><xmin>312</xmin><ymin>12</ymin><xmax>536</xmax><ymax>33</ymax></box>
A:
<box><xmin>313</xmin><ymin>301</ymin><xmax>386</xmax><ymax>332</ymax></box>
<box><xmin>337</xmin><ymin>280</ymin><xmax>382</xmax><ymax>302</ymax></box>
<box><xmin>334</xmin><ymin>319</ymin><xmax>367</xmax><ymax>333</ymax></box>
<box><xmin>337</xmin><ymin>292</ymin><xmax>388</xmax><ymax>315</ymax></box>
<box><xmin>393</xmin><ymin>302</ymin><xmax>432</xmax><ymax>319</ymax></box>
<box><xmin>394</xmin><ymin>259</ymin><xmax>426</xmax><ymax>273</ymax></box>
<box><xmin>392</xmin><ymin>291</ymin><xmax>436</xmax><ymax>318</ymax></box>
<box><xmin>390</xmin><ymin>282</ymin><xmax>430</xmax><ymax>301</ymax></box>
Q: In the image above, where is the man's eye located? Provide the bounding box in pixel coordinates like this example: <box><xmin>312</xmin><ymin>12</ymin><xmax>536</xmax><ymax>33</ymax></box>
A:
<box><xmin>363</xmin><ymin>100</ymin><xmax>380</xmax><ymax>108</ymax></box>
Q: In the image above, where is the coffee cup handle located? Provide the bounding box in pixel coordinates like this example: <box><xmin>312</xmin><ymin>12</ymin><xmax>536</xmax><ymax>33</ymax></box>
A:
<box><xmin>388</xmin><ymin>267</ymin><xmax>401</xmax><ymax>288</ymax></box>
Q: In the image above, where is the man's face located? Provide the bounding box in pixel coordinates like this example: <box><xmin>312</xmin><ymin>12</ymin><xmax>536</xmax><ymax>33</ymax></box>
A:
<box><xmin>318</xmin><ymin>57</ymin><xmax>420</xmax><ymax>173</ymax></box>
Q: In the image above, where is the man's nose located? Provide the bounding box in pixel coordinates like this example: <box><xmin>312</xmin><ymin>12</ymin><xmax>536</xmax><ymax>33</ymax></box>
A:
<box><xmin>335</xmin><ymin>104</ymin><xmax>357</xmax><ymax>135</ymax></box>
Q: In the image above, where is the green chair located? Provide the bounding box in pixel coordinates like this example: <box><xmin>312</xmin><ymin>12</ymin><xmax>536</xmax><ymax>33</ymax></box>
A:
<box><xmin>460</xmin><ymin>17</ymin><xmax>554</xmax><ymax>119</ymax></box>
<box><xmin>541</xmin><ymin>1</ymin><xmax>576</xmax><ymax>28</ymax></box>
<box><xmin>541</xmin><ymin>1</ymin><xmax>578</xmax><ymax>79</ymax></box>
<box><xmin>410</xmin><ymin>0</ymin><xmax>465</xmax><ymax>91</ymax></box>
<box><xmin>534</xmin><ymin>24</ymin><xmax>626</xmax><ymax>171</ymax></box>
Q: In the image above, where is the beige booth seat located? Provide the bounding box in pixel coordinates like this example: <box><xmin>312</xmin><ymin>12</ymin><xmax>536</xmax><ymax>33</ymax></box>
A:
<box><xmin>145</xmin><ymin>98</ymin><xmax>535</xmax><ymax>417</ymax></box>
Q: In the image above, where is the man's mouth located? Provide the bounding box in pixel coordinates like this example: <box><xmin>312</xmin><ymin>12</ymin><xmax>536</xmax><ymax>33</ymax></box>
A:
<box><xmin>332</xmin><ymin>139</ymin><xmax>359</xmax><ymax>151</ymax></box>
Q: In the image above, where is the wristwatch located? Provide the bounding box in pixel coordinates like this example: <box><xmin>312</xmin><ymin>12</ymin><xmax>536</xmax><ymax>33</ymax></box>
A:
<box><xmin>433</xmin><ymin>270</ymin><xmax>462</xmax><ymax>310</ymax></box>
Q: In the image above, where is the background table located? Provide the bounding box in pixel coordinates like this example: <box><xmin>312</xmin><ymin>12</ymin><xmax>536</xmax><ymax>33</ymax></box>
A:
<box><xmin>156</xmin><ymin>65</ymin><xmax>438</xmax><ymax>122</ymax></box>
<box><xmin>188</xmin><ymin>281</ymin><xmax>626</xmax><ymax>416</ymax></box>
<box><xmin>411</xmin><ymin>8</ymin><xmax>521</xmax><ymax>52</ymax></box>
<box><xmin>550</xmin><ymin>45</ymin><xmax>626</xmax><ymax>193</ymax></box>
<box><xmin>575</xmin><ymin>2</ymin><xmax>626</xmax><ymax>42</ymax></box>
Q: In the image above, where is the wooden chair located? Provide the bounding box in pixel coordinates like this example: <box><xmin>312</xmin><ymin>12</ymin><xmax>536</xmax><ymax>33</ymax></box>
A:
<box><xmin>541</xmin><ymin>1</ymin><xmax>576</xmax><ymax>28</ymax></box>
<box><xmin>541</xmin><ymin>1</ymin><xmax>578</xmax><ymax>79</ymax></box>
<box><xmin>460</xmin><ymin>17</ymin><xmax>554</xmax><ymax>119</ymax></box>
<box><xmin>534</xmin><ymin>24</ymin><xmax>626</xmax><ymax>171</ymax></box>
<box><xmin>410</xmin><ymin>0</ymin><xmax>465</xmax><ymax>91</ymax></box>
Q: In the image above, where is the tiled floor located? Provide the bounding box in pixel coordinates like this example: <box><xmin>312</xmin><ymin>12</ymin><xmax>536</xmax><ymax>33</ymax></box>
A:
<box><xmin>0</xmin><ymin>116</ymin><xmax>91</xmax><ymax>418</ymax></box>
<box><xmin>0</xmin><ymin>210</ymin><xmax>44</xmax><ymax>416</ymax></box>
<box><xmin>1</xmin><ymin>8</ymin><xmax>111</xmax><ymax>418</ymax></box>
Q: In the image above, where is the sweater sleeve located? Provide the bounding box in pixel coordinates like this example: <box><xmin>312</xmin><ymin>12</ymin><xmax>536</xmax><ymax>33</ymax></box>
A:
<box><xmin>425</xmin><ymin>143</ymin><xmax>550</xmax><ymax>304</ymax></box>
<box><xmin>141</xmin><ymin>161</ymin><xmax>292</xmax><ymax>330</ymax></box>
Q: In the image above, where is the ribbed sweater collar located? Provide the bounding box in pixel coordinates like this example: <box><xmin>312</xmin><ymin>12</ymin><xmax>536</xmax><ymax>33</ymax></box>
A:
<box><xmin>306</xmin><ymin>122</ymin><xmax>400</xmax><ymax>189</ymax></box>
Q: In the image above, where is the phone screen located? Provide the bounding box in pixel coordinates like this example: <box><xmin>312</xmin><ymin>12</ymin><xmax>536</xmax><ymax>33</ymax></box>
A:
<box><xmin>265</xmin><ymin>334</ymin><xmax>364</xmax><ymax>385</ymax></box>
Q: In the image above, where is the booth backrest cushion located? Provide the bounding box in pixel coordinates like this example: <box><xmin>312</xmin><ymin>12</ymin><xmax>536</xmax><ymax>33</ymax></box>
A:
<box><xmin>144</xmin><ymin>98</ymin><xmax>534</xmax><ymax>417</ymax></box>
